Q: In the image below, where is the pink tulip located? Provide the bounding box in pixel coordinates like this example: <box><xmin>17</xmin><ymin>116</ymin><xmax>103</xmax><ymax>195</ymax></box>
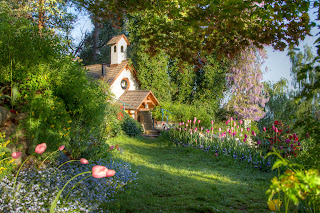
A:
<box><xmin>211</xmin><ymin>120</ymin><xmax>214</xmax><ymax>125</ymax></box>
<box><xmin>186</xmin><ymin>124</ymin><xmax>188</xmax><ymax>127</ymax></box>
<box><xmin>244</xmin><ymin>134</ymin><xmax>248</xmax><ymax>138</ymax></box>
<box><xmin>231</xmin><ymin>127</ymin><xmax>234</xmax><ymax>130</ymax></box>
<box><xmin>275</xmin><ymin>128</ymin><xmax>278</xmax><ymax>133</ymax></box>
<box><xmin>226</xmin><ymin>120</ymin><xmax>230</xmax><ymax>125</ymax></box>
<box><xmin>35</xmin><ymin>143</ymin><xmax>47</xmax><ymax>154</ymax></box>
<box><xmin>240</xmin><ymin>128</ymin><xmax>243</xmax><ymax>132</ymax></box>
<box><xmin>230</xmin><ymin>117</ymin><xmax>233</xmax><ymax>121</ymax></box>
<box><xmin>239</xmin><ymin>120</ymin><xmax>243</xmax><ymax>124</ymax></box>
<box><xmin>247</xmin><ymin>128</ymin><xmax>250</xmax><ymax>131</ymax></box>
<box><xmin>80</xmin><ymin>158</ymin><xmax>89</xmax><ymax>164</ymax></box>
<box><xmin>12</xmin><ymin>152</ymin><xmax>22</xmax><ymax>159</ymax></box>
<box><xmin>92</xmin><ymin>165</ymin><xmax>108</xmax><ymax>178</ymax></box>
<box><xmin>272</xmin><ymin>125</ymin><xmax>275</xmax><ymax>130</ymax></box>
<box><xmin>263</xmin><ymin>127</ymin><xmax>266</xmax><ymax>131</ymax></box>
<box><xmin>215</xmin><ymin>153</ymin><xmax>218</xmax><ymax>156</ymax></box>
<box><xmin>194</xmin><ymin>128</ymin><xmax>197</xmax><ymax>133</ymax></box>
<box><xmin>243</xmin><ymin>138</ymin><xmax>246</xmax><ymax>142</ymax></box>
<box><xmin>232</xmin><ymin>132</ymin><xmax>236</xmax><ymax>136</ymax></box>
<box><xmin>218</xmin><ymin>128</ymin><xmax>221</xmax><ymax>132</ymax></box>
<box><xmin>179</xmin><ymin>128</ymin><xmax>181</xmax><ymax>131</ymax></box>
<box><xmin>201</xmin><ymin>127</ymin><xmax>203</xmax><ymax>131</ymax></box>
<box><xmin>109</xmin><ymin>146</ymin><xmax>114</xmax><ymax>150</ymax></box>
<box><xmin>211</xmin><ymin>127</ymin><xmax>214</xmax><ymax>131</ymax></box>
<box><xmin>106</xmin><ymin>169</ymin><xmax>116</xmax><ymax>177</ymax></box>
<box><xmin>237</xmin><ymin>125</ymin><xmax>239</xmax><ymax>129</ymax></box>
<box><xmin>193</xmin><ymin>117</ymin><xmax>197</xmax><ymax>124</ymax></box>
<box><xmin>233</xmin><ymin>122</ymin><xmax>236</xmax><ymax>126</ymax></box>
<box><xmin>59</xmin><ymin>145</ymin><xmax>65</xmax><ymax>151</ymax></box>
<box><xmin>198</xmin><ymin>120</ymin><xmax>201</xmax><ymax>123</ymax></box>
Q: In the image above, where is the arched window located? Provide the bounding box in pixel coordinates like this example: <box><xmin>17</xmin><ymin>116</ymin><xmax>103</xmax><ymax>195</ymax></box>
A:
<box><xmin>121</xmin><ymin>46</ymin><xmax>124</xmax><ymax>53</ymax></box>
<box><xmin>114</xmin><ymin>46</ymin><xmax>116</xmax><ymax>53</ymax></box>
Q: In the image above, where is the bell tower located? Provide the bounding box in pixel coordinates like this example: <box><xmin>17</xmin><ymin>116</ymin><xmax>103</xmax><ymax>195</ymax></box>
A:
<box><xmin>107</xmin><ymin>34</ymin><xmax>130</xmax><ymax>65</ymax></box>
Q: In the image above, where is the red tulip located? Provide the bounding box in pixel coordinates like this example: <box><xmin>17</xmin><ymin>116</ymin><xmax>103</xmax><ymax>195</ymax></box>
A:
<box><xmin>80</xmin><ymin>158</ymin><xmax>89</xmax><ymax>164</ymax></box>
<box><xmin>92</xmin><ymin>165</ymin><xmax>108</xmax><ymax>178</ymax></box>
<box><xmin>35</xmin><ymin>143</ymin><xmax>47</xmax><ymax>154</ymax></box>
<box><xmin>12</xmin><ymin>152</ymin><xmax>22</xmax><ymax>159</ymax></box>
<box><xmin>274</xmin><ymin>120</ymin><xmax>279</xmax><ymax>125</ymax></box>
<box><xmin>58</xmin><ymin>145</ymin><xmax>65</xmax><ymax>151</ymax></box>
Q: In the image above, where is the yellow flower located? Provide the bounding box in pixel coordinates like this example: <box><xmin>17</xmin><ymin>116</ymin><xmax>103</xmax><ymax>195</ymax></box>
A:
<box><xmin>59</xmin><ymin>132</ymin><xmax>63</xmax><ymax>136</ymax></box>
<box><xmin>68</xmin><ymin>120</ymin><xmax>72</xmax><ymax>123</ymax></box>
<box><xmin>51</xmin><ymin>107</ymin><xmax>55</xmax><ymax>110</ymax></box>
<box><xmin>50</xmin><ymin>125</ymin><xmax>54</xmax><ymax>128</ymax></box>
<box><xmin>67</xmin><ymin>127</ymin><xmax>71</xmax><ymax>130</ymax></box>
<box><xmin>24</xmin><ymin>94</ymin><xmax>28</xmax><ymax>98</ymax></box>
<box><xmin>268</xmin><ymin>199</ymin><xmax>282</xmax><ymax>212</ymax></box>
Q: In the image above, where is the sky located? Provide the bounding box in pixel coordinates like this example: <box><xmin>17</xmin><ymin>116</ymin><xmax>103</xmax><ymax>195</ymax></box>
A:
<box><xmin>71</xmin><ymin>10</ymin><xmax>319</xmax><ymax>86</ymax></box>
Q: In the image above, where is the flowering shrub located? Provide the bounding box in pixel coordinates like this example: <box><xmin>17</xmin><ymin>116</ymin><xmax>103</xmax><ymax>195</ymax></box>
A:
<box><xmin>256</xmin><ymin>120</ymin><xmax>303</xmax><ymax>159</ymax></box>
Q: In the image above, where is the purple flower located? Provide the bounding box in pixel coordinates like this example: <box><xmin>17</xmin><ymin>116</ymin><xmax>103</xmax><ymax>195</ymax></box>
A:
<box><xmin>244</xmin><ymin>134</ymin><xmax>248</xmax><ymax>138</ymax></box>
<box><xmin>257</xmin><ymin>141</ymin><xmax>261</xmax><ymax>145</ymax></box>
<box><xmin>285</xmin><ymin>139</ymin><xmax>291</xmax><ymax>143</ymax></box>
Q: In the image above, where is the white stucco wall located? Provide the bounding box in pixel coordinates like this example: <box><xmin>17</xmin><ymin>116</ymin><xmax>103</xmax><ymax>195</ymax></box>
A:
<box><xmin>110</xmin><ymin>67</ymin><xmax>139</xmax><ymax>99</ymax></box>
<box><xmin>111</xmin><ymin>37</ymin><xmax>128</xmax><ymax>65</ymax></box>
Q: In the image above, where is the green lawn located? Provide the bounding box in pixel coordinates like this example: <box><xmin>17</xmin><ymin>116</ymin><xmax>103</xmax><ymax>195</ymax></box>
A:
<box><xmin>107</xmin><ymin>135</ymin><xmax>274</xmax><ymax>213</ymax></box>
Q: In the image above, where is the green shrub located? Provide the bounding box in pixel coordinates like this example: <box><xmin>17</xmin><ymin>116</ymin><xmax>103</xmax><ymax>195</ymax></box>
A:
<box><xmin>121</xmin><ymin>113</ymin><xmax>143</xmax><ymax>137</ymax></box>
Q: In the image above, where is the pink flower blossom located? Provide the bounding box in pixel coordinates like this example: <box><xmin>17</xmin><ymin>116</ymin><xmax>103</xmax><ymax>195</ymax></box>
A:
<box><xmin>237</xmin><ymin>125</ymin><xmax>239</xmax><ymax>129</ymax></box>
<box><xmin>232</xmin><ymin>132</ymin><xmax>236</xmax><ymax>136</ymax></box>
<box><xmin>247</xmin><ymin>128</ymin><xmax>250</xmax><ymax>131</ymax></box>
<box><xmin>211</xmin><ymin>127</ymin><xmax>214</xmax><ymax>131</ymax></box>
<box><xmin>244</xmin><ymin>134</ymin><xmax>248</xmax><ymax>138</ymax></box>
<box><xmin>226</xmin><ymin>120</ymin><xmax>230</xmax><ymax>125</ymax></box>
<box><xmin>35</xmin><ymin>143</ymin><xmax>47</xmax><ymax>154</ymax></box>
<box><xmin>240</xmin><ymin>128</ymin><xmax>243</xmax><ymax>132</ymax></box>
<box><xmin>234</xmin><ymin>122</ymin><xmax>236</xmax><ymax>126</ymax></box>
<box><xmin>80</xmin><ymin>158</ymin><xmax>89</xmax><ymax>164</ymax></box>
<box><xmin>263</xmin><ymin>127</ymin><xmax>266</xmax><ymax>131</ymax></box>
<box><xmin>109</xmin><ymin>146</ymin><xmax>114</xmax><ymax>150</ymax></box>
<box><xmin>186</xmin><ymin>124</ymin><xmax>188</xmax><ymax>127</ymax></box>
<box><xmin>218</xmin><ymin>128</ymin><xmax>221</xmax><ymax>132</ymax></box>
<box><xmin>239</xmin><ymin>120</ymin><xmax>243</xmax><ymax>124</ymax></box>
<box><xmin>215</xmin><ymin>153</ymin><xmax>218</xmax><ymax>156</ymax></box>
<box><xmin>243</xmin><ymin>138</ymin><xmax>246</xmax><ymax>142</ymax></box>
<box><xmin>106</xmin><ymin>169</ymin><xmax>116</xmax><ymax>177</ymax></box>
<box><xmin>230</xmin><ymin>117</ymin><xmax>233</xmax><ymax>121</ymax></box>
<box><xmin>211</xmin><ymin>120</ymin><xmax>214</xmax><ymax>125</ymax></box>
<box><xmin>198</xmin><ymin>120</ymin><xmax>201</xmax><ymax>123</ymax></box>
<box><xmin>58</xmin><ymin>145</ymin><xmax>65</xmax><ymax>151</ymax></box>
<box><xmin>92</xmin><ymin>165</ymin><xmax>108</xmax><ymax>178</ymax></box>
<box><xmin>257</xmin><ymin>141</ymin><xmax>261</xmax><ymax>145</ymax></box>
<box><xmin>275</xmin><ymin>128</ymin><xmax>278</xmax><ymax>133</ymax></box>
<box><xmin>12</xmin><ymin>152</ymin><xmax>22</xmax><ymax>159</ymax></box>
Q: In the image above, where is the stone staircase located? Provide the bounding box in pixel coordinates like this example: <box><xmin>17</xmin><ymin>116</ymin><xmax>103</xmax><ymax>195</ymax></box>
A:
<box><xmin>141</xmin><ymin>129</ymin><xmax>161</xmax><ymax>138</ymax></box>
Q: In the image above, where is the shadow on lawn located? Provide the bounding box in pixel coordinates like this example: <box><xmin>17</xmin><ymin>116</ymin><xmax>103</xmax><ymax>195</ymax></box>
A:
<box><xmin>108</xmin><ymin>136</ymin><xmax>272</xmax><ymax>213</ymax></box>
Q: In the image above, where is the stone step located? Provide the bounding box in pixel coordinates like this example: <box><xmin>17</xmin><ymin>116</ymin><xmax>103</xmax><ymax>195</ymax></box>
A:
<box><xmin>141</xmin><ymin>134</ymin><xmax>159</xmax><ymax>138</ymax></box>
<box><xmin>145</xmin><ymin>129</ymin><xmax>160</xmax><ymax>135</ymax></box>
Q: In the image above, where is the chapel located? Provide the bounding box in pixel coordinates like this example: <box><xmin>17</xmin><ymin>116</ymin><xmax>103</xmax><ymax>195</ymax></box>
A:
<box><xmin>85</xmin><ymin>34</ymin><xmax>159</xmax><ymax>131</ymax></box>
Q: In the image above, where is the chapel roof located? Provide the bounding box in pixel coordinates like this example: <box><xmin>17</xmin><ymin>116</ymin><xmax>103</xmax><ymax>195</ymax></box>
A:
<box><xmin>85</xmin><ymin>60</ymin><xmax>134</xmax><ymax>85</ymax></box>
<box><xmin>107</xmin><ymin>34</ymin><xmax>130</xmax><ymax>46</ymax></box>
<box><xmin>118</xmin><ymin>90</ymin><xmax>159</xmax><ymax>110</ymax></box>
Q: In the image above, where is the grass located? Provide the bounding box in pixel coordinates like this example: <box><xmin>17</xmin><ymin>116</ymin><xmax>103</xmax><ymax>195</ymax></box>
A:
<box><xmin>106</xmin><ymin>135</ymin><xmax>275</xmax><ymax>212</ymax></box>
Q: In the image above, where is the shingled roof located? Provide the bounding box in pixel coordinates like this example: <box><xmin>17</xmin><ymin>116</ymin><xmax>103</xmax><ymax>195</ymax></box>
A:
<box><xmin>118</xmin><ymin>90</ymin><xmax>159</xmax><ymax>110</ymax></box>
<box><xmin>85</xmin><ymin>60</ymin><xmax>135</xmax><ymax>85</ymax></box>
<box><xmin>107</xmin><ymin>34</ymin><xmax>130</xmax><ymax>46</ymax></box>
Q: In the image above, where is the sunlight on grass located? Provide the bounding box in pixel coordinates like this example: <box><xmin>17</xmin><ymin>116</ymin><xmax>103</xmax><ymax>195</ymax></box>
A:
<box><xmin>107</xmin><ymin>135</ymin><xmax>273</xmax><ymax>212</ymax></box>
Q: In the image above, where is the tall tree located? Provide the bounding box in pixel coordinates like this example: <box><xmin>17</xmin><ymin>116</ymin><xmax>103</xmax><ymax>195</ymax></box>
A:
<box><xmin>77</xmin><ymin>0</ymin><xmax>314</xmax><ymax>63</ymax></box>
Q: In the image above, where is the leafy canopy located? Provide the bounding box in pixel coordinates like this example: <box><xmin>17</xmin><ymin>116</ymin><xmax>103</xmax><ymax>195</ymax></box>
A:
<box><xmin>77</xmin><ymin>0</ymin><xmax>314</xmax><ymax>62</ymax></box>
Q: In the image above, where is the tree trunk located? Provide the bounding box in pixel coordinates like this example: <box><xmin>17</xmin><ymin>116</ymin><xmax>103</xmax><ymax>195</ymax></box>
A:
<box><xmin>92</xmin><ymin>18</ymin><xmax>100</xmax><ymax>63</ymax></box>
<box><xmin>38</xmin><ymin>0</ymin><xmax>45</xmax><ymax>32</ymax></box>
